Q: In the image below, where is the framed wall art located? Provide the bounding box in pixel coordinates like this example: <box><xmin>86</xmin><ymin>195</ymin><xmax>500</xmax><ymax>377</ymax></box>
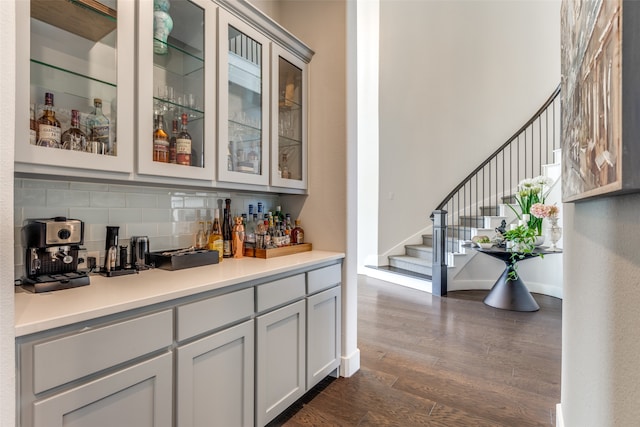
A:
<box><xmin>560</xmin><ymin>0</ymin><xmax>640</xmax><ymax>202</ymax></box>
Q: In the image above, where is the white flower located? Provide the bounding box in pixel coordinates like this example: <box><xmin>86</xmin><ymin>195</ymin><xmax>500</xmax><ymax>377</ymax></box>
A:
<box><xmin>533</xmin><ymin>175</ymin><xmax>553</xmax><ymax>188</ymax></box>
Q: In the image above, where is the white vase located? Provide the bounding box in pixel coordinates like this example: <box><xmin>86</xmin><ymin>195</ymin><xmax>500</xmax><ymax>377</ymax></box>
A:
<box><xmin>534</xmin><ymin>235</ymin><xmax>545</xmax><ymax>247</ymax></box>
<box><xmin>548</xmin><ymin>217</ymin><xmax>562</xmax><ymax>251</ymax></box>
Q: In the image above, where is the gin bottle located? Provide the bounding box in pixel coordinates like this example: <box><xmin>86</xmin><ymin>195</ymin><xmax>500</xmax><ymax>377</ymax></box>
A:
<box><xmin>61</xmin><ymin>110</ymin><xmax>87</xmax><ymax>151</ymax></box>
<box><xmin>88</xmin><ymin>98</ymin><xmax>110</xmax><ymax>155</ymax></box>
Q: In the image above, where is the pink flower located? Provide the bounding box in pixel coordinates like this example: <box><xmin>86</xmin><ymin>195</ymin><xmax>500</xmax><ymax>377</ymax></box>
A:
<box><xmin>530</xmin><ymin>203</ymin><xmax>558</xmax><ymax>219</ymax></box>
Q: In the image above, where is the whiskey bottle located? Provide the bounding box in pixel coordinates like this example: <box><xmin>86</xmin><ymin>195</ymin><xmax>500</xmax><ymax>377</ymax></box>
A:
<box><xmin>88</xmin><ymin>98</ymin><xmax>110</xmax><ymax>155</ymax></box>
<box><xmin>222</xmin><ymin>206</ymin><xmax>233</xmax><ymax>258</ymax></box>
<box><xmin>36</xmin><ymin>92</ymin><xmax>61</xmax><ymax>148</ymax></box>
<box><xmin>61</xmin><ymin>110</ymin><xmax>87</xmax><ymax>151</ymax></box>
<box><xmin>291</xmin><ymin>219</ymin><xmax>304</xmax><ymax>244</ymax></box>
<box><xmin>208</xmin><ymin>209</ymin><xmax>224</xmax><ymax>262</ymax></box>
<box><xmin>169</xmin><ymin>118</ymin><xmax>178</xmax><ymax>164</ymax></box>
<box><xmin>176</xmin><ymin>113</ymin><xmax>192</xmax><ymax>166</ymax></box>
<box><xmin>153</xmin><ymin>114</ymin><xmax>170</xmax><ymax>163</ymax></box>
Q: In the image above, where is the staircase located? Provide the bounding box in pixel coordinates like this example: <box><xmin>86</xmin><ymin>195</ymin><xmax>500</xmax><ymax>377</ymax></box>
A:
<box><xmin>371</xmin><ymin>147</ymin><xmax>562</xmax><ymax>293</ymax></box>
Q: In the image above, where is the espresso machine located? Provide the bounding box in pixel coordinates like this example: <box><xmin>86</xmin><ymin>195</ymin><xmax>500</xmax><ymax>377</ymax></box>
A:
<box><xmin>21</xmin><ymin>217</ymin><xmax>90</xmax><ymax>293</ymax></box>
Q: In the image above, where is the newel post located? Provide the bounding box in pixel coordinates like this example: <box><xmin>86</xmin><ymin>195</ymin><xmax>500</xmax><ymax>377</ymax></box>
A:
<box><xmin>431</xmin><ymin>210</ymin><xmax>448</xmax><ymax>297</ymax></box>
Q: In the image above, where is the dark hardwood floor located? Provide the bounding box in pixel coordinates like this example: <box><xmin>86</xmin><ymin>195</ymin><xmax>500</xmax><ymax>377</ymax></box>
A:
<box><xmin>269</xmin><ymin>275</ymin><xmax>562</xmax><ymax>426</ymax></box>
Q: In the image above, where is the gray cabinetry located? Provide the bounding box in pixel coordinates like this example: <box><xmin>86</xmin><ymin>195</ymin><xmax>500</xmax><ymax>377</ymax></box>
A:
<box><xmin>32</xmin><ymin>353</ymin><xmax>172</xmax><ymax>427</ymax></box>
<box><xmin>256</xmin><ymin>299</ymin><xmax>306</xmax><ymax>427</ymax></box>
<box><xmin>307</xmin><ymin>286</ymin><xmax>341</xmax><ymax>389</ymax></box>
<box><xmin>175</xmin><ymin>287</ymin><xmax>255</xmax><ymax>427</ymax></box>
<box><xmin>18</xmin><ymin>310</ymin><xmax>174</xmax><ymax>427</ymax></box>
<box><xmin>176</xmin><ymin>320</ymin><xmax>254</xmax><ymax>427</ymax></box>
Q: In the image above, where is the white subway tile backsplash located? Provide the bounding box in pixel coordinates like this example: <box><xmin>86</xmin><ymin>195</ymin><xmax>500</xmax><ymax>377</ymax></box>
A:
<box><xmin>13</xmin><ymin>177</ymin><xmax>283</xmax><ymax>279</ymax></box>
<box><xmin>109</xmin><ymin>208</ymin><xmax>143</xmax><ymax>224</ymax></box>
<box><xmin>126</xmin><ymin>193</ymin><xmax>158</xmax><ymax>208</ymax></box>
<box><xmin>150</xmin><ymin>236</ymin><xmax>172</xmax><ymax>251</ymax></box>
<box><xmin>22</xmin><ymin>179</ymin><xmax>69</xmax><ymax>189</ymax></box>
<box><xmin>69</xmin><ymin>208</ymin><xmax>109</xmax><ymax>224</ymax></box>
<box><xmin>172</xmin><ymin>209</ymin><xmax>197</xmax><ymax>223</ymax></box>
<box><xmin>23</xmin><ymin>207</ymin><xmax>68</xmax><ymax>221</ymax></box>
<box><xmin>171</xmin><ymin>196</ymin><xmax>184</xmax><ymax>209</ymax></box>
<box><xmin>90</xmin><ymin>191</ymin><xmax>126</xmax><ymax>208</ymax></box>
<box><xmin>143</xmin><ymin>209</ymin><xmax>172</xmax><ymax>223</ymax></box>
<box><xmin>14</xmin><ymin>188</ymin><xmax>46</xmax><ymax>207</ymax></box>
<box><xmin>126</xmin><ymin>223</ymin><xmax>158</xmax><ymax>239</ymax></box>
<box><xmin>47</xmin><ymin>189</ymin><xmax>91</xmax><ymax>207</ymax></box>
<box><xmin>184</xmin><ymin>197</ymin><xmax>206</xmax><ymax>209</ymax></box>
<box><xmin>157</xmin><ymin>194</ymin><xmax>172</xmax><ymax>209</ymax></box>
<box><xmin>70</xmin><ymin>182</ymin><xmax>110</xmax><ymax>191</ymax></box>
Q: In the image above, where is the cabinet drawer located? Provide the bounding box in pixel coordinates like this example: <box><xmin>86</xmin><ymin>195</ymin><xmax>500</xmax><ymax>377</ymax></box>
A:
<box><xmin>32</xmin><ymin>310</ymin><xmax>173</xmax><ymax>394</ymax></box>
<box><xmin>307</xmin><ymin>263</ymin><xmax>342</xmax><ymax>294</ymax></box>
<box><xmin>257</xmin><ymin>274</ymin><xmax>305</xmax><ymax>312</ymax></box>
<box><xmin>176</xmin><ymin>288</ymin><xmax>254</xmax><ymax>341</ymax></box>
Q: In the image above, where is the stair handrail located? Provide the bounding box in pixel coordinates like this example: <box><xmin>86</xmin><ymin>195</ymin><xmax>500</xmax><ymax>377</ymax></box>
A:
<box><xmin>435</xmin><ymin>84</ymin><xmax>561</xmax><ymax>211</ymax></box>
<box><xmin>431</xmin><ymin>84</ymin><xmax>561</xmax><ymax>296</ymax></box>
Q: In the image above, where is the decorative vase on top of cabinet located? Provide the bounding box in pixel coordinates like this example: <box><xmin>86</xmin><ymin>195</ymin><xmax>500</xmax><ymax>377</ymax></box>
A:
<box><xmin>217</xmin><ymin>9</ymin><xmax>271</xmax><ymax>186</ymax></box>
<box><xmin>270</xmin><ymin>44</ymin><xmax>308</xmax><ymax>190</ymax></box>
<box><xmin>137</xmin><ymin>0</ymin><xmax>216</xmax><ymax>182</ymax></box>
<box><xmin>15</xmin><ymin>0</ymin><xmax>135</xmax><ymax>176</ymax></box>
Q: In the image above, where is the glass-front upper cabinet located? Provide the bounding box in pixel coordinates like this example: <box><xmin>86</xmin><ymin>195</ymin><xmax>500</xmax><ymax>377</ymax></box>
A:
<box><xmin>217</xmin><ymin>10</ymin><xmax>270</xmax><ymax>186</ymax></box>
<box><xmin>15</xmin><ymin>0</ymin><xmax>135</xmax><ymax>175</ymax></box>
<box><xmin>137</xmin><ymin>0</ymin><xmax>216</xmax><ymax>181</ymax></box>
<box><xmin>270</xmin><ymin>45</ymin><xmax>308</xmax><ymax>190</ymax></box>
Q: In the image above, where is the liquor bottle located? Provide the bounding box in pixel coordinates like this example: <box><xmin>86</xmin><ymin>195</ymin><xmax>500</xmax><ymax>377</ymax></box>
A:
<box><xmin>195</xmin><ymin>221</ymin><xmax>207</xmax><ymax>249</ymax></box>
<box><xmin>61</xmin><ymin>109</ymin><xmax>87</xmax><ymax>151</ymax></box>
<box><xmin>257</xmin><ymin>202</ymin><xmax>264</xmax><ymax>221</ymax></box>
<box><xmin>153</xmin><ymin>114</ymin><xmax>170</xmax><ymax>163</ymax></box>
<box><xmin>284</xmin><ymin>214</ymin><xmax>292</xmax><ymax>245</ymax></box>
<box><xmin>176</xmin><ymin>113</ymin><xmax>192</xmax><ymax>166</ymax></box>
<box><xmin>29</xmin><ymin>104</ymin><xmax>37</xmax><ymax>145</ymax></box>
<box><xmin>267</xmin><ymin>216</ymin><xmax>275</xmax><ymax>248</ymax></box>
<box><xmin>88</xmin><ymin>98</ymin><xmax>110</xmax><ymax>155</ymax></box>
<box><xmin>245</xmin><ymin>213</ymin><xmax>256</xmax><ymax>245</ymax></box>
<box><xmin>222</xmin><ymin>199</ymin><xmax>233</xmax><ymax>258</ymax></box>
<box><xmin>169</xmin><ymin>119</ymin><xmax>178</xmax><ymax>164</ymax></box>
<box><xmin>292</xmin><ymin>219</ymin><xmax>304</xmax><ymax>244</ymax></box>
<box><xmin>208</xmin><ymin>209</ymin><xmax>224</xmax><ymax>262</ymax></box>
<box><xmin>36</xmin><ymin>92</ymin><xmax>61</xmax><ymax>148</ymax></box>
<box><xmin>275</xmin><ymin>206</ymin><xmax>285</xmax><ymax>223</ymax></box>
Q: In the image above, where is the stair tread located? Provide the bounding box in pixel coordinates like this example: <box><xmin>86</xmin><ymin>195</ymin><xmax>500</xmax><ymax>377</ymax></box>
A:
<box><xmin>367</xmin><ymin>265</ymin><xmax>431</xmax><ymax>281</ymax></box>
<box><xmin>389</xmin><ymin>255</ymin><xmax>431</xmax><ymax>266</ymax></box>
<box><xmin>405</xmin><ymin>244</ymin><xmax>432</xmax><ymax>251</ymax></box>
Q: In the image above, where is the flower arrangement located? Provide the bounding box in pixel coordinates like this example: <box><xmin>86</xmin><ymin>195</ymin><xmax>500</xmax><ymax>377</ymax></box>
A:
<box><xmin>530</xmin><ymin>203</ymin><xmax>559</xmax><ymax>219</ymax></box>
<box><xmin>508</xmin><ymin>176</ymin><xmax>554</xmax><ymax>235</ymax></box>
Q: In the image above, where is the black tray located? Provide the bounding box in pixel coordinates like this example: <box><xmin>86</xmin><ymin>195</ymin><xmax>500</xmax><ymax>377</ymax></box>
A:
<box><xmin>148</xmin><ymin>249</ymin><xmax>219</xmax><ymax>271</ymax></box>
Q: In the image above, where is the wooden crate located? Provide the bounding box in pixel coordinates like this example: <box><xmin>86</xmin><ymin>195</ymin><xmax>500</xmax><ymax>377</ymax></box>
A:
<box><xmin>244</xmin><ymin>243</ymin><xmax>312</xmax><ymax>259</ymax></box>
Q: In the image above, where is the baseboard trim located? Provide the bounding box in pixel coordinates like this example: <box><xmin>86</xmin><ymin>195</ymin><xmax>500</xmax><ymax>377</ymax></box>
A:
<box><xmin>363</xmin><ymin>266</ymin><xmax>433</xmax><ymax>293</ymax></box>
<box><xmin>556</xmin><ymin>403</ymin><xmax>564</xmax><ymax>427</ymax></box>
<box><xmin>340</xmin><ymin>348</ymin><xmax>360</xmax><ymax>377</ymax></box>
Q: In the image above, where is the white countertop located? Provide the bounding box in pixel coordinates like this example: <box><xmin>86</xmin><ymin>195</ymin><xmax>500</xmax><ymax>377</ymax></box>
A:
<box><xmin>15</xmin><ymin>250</ymin><xmax>344</xmax><ymax>337</ymax></box>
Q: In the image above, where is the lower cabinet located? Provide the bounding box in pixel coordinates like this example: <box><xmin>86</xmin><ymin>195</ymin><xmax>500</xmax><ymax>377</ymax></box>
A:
<box><xmin>17</xmin><ymin>261</ymin><xmax>343</xmax><ymax>427</ymax></box>
<box><xmin>176</xmin><ymin>320</ymin><xmax>254</xmax><ymax>427</ymax></box>
<box><xmin>255</xmin><ymin>299</ymin><xmax>306</xmax><ymax>427</ymax></box>
<box><xmin>307</xmin><ymin>286</ymin><xmax>342</xmax><ymax>389</ymax></box>
<box><xmin>32</xmin><ymin>352</ymin><xmax>173</xmax><ymax>427</ymax></box>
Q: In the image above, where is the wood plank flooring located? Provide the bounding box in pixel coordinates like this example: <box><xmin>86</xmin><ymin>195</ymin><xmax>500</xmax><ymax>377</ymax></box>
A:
<box><xmin>268</xmin><ymin>275</ymin><xmax>562</xmax><ymax>426</ymax></box>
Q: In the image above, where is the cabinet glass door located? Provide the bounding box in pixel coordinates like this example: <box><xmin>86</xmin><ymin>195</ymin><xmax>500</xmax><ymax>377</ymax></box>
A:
<box><xmin>271</xmin><ymin>46</ymin><xmax>307</xmax><ymax>189</ymax></box>
<box><xmin>218</xmin><ymin>11</ymin><xmax>270</xmax><ymax>186</ymax></box>
<box><xmin>15</xmin><ymin>0</ymin><xmax>135</xmax><ymax>174</ymax></box>
<box><xmin>137</xmin><ymin>0</ymin><xmax>215</xmax><ymax>181</ymax></box>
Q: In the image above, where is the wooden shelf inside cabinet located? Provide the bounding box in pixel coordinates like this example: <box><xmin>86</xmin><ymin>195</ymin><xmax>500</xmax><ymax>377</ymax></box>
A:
<box><xmin>244</xmin><ymin>243</ymin><xmax>312</xmax><ymax>259</ymax></box>
<box><xmin>31</xmin><ymin>0</ymin><xmax>117</xmax><ymax>42</ymax></box>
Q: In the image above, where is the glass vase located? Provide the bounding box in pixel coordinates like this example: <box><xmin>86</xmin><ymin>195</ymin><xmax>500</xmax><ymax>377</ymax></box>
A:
<box><xmin>548</xmin><ymin>216</ymin><xmax>562</xmax><ymax>251</ymax></box>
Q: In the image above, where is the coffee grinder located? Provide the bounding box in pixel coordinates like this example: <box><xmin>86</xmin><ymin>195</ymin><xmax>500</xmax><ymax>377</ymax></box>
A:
<box><xmin>21</xmin><ymin>217</ymin><xmax>90</xmax><ymax>293</ymax></box>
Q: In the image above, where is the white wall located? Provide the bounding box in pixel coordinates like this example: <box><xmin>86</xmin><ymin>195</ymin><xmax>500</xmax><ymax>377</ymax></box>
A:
<box><xmin>0</xmin><ymin>0</ymin><xmax>16</xmax><ymax>424</ymax></box>
<box><xmin>562</xmin><ymin>196</ymin><xmax>640</xmax><ymax>426</ymax></box>
<box><xmin>376</xmin><ymin>0</ymin><xmax>561</xmax><ymax>257</ymax></box>
<box><xmin>253</xmin><ymin>0</ymin><xmax>359</xmax><ymax>375</ymax></box>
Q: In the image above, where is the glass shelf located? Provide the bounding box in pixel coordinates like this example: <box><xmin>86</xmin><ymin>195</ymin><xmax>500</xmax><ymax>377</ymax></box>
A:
<box><xmin>153</xmin><ymin>97</ymin><xmax>204</xmax><ymax>121</ymax></box>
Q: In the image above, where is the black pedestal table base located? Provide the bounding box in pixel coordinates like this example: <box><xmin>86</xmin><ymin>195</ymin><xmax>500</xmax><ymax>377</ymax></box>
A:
<box><xmin>483</xmin><ymin>265</ymin><xmax>540</xmax><ymax>312</ymax></box>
